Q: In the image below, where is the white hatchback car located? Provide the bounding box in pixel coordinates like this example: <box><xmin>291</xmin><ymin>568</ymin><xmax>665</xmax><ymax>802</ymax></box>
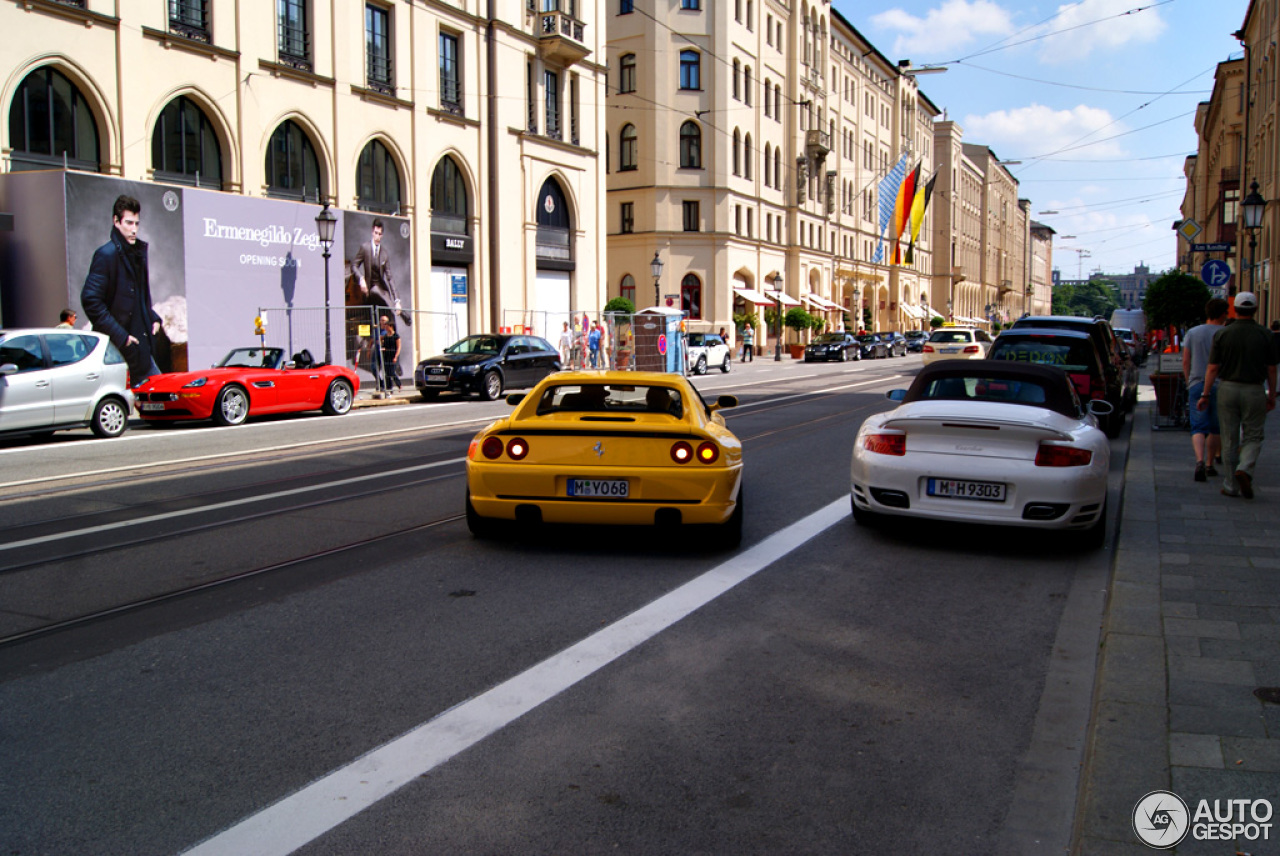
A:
<box><xmin>920</xmin><ymin>327</ymin><xmax>993</xmax><ymax>364</ymax></box>
<box><xmin>686</xmin><ymin>332</ymin><xmax>732</xmax><ymax>374</ymax></box>
<box><xmin>0</xmin><ymin>328</ymin><xmax>133</xmax><ymax>440</ymax></box>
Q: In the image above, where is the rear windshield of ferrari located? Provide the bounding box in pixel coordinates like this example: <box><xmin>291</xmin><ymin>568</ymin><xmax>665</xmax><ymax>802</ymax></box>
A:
<box><xmin>535</xmin><ymin>384</ymin><xmax>684</xmax><ymax>418</ymax></box>
<box><xmin>989</xmin><ymin>335</ymin><xmax>1094</xmax><ymax>372</ymax></box>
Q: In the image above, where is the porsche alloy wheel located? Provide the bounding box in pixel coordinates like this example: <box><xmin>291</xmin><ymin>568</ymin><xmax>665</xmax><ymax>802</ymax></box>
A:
<box><xmin>213</xmin><ymin>385</ymin><xmax>249</xmax><ymax>426</ymax></box>
<box><xmin>481</xmin><ymin>370</ymin><xmax>503</xmax><ymax>401</ymax></box>
<box><xmin>322</xmin><ymin>379</ymin><xmax>354</xmax><ymax>415</ymax></box>
<box><xmin>90</xmin><ymin>396</ymin><xmax>129</xmax><ymax>438</ymax></box>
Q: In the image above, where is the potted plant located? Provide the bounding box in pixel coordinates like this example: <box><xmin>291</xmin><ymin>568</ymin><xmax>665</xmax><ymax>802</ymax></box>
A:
<box><xmin>930</xmin><ymin>315</ymin><xmax>945</xmax><ymax>329</ymax></box>
<box><xmin>784</xmin><ymin>307</ymin><xmax>812</xmax><ymax>359</ymax></box>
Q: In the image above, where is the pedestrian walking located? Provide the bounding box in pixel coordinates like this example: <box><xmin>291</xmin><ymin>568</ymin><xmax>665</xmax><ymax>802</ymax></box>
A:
<box><xmin>1197</xmin><ymin>292</ymin><xmax>1279</xmax><ymax>498</ymax></box>
<box><xmin>56</xmin><ymin>308</ymin><xmax>77</xmax><ymax>328</ymax></box>
<box><xmin>1183</xmin><ymin>297</ymin><xmax>1228</xmax><ymax>481</ymax></box>
<box><xmin>558</xmin><ymin>321</ymin><xmax>573</xmax><ymax>365</ymax></box>
<box><xmin>741</xmin><ymin>324</ymin><xmax>754</xmax><ymax>362</ymax></box>
<box><xmin>587</xmin><ymin>321</ymin><xmax>602</xmax><ymax>368</ymax></box>
<box><xmin>378</xmin><ymin>314</ymin><xmax>402</xmax><ymax>391</ymax></box>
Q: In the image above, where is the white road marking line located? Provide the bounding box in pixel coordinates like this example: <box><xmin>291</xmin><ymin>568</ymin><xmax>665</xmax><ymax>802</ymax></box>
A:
<box><xmin>181</xmin><ymin>496</ymin><xmax>852</xmax><ymax>856</ymax></box>
<box><xmin>0</xmin><ymin>418</ymin><xmax>491</xmax><ymax>490</ymax></box>
<box><xmin>0</xmin><ymin>458</ymin><xmax>465</xmax><ymax>553</ymax></box>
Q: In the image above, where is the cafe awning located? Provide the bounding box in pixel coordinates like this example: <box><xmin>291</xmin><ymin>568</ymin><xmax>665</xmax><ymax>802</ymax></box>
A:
<box><xmin>762</xmin><ymin>290</ymin><xmax>801</xmax><ymax>307</ymax></box>
<box><xmin>732</xmin><ymin>286</ymin><xmax>775</xmax><ymax>305</ymax></box>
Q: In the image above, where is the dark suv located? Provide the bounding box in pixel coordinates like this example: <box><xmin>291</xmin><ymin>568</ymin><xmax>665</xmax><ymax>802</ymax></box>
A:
<box><xmin>1010</xmin><ymin>316</ymin><xmax>1137</xmax><ymax>412</ymax></box>
<box><xmin>990</xmin><ymin>327</ymin><xmax>1125</xmax><ymax>437</ymax></box>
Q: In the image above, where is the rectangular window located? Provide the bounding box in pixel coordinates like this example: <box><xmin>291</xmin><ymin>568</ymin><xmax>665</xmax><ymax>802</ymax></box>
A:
<box><xmin>440</xmin><ymin>32</ymin><xmax>461</xmax><ymax>114</ymax></box>
<box><xmin>747</xmin><ymin>209</ymin><xmax>753</xmax><ymax>238</ymax></box>
<box><xmin>682</xmin><ymin>279</ymin><xmax>702</xmax><ymax>319</ymax></box>
<box><xmin>570</xmin><ymin>73</ymin><xmax>580</xmax><ymax>145</ymax></box>
<box><xmin>169</xmin><ymin>0</ymin><xmax>210</xmax><ymax>42</ymax></box>
<box><xmin>735</xmin><ymin>204</ymin><xmax>741</xmax><ymax>235</ymax></box>
<box><xmin>545</xmin><ymin>70</ymin><xmax>561</xmax><ymax>139</ymax></box>
<box><xmin>766</xmin><ymin>14</ymin><xmax>772</xmax><ymax>45</ymax></box>
<box><xmin>366</xmin><ymin>4</ymin><xmax>393</xmax><ymax>93</ymax></box>
<box><xmin>621</xmin><ymin>277</ymin><xmax>635</xmax><ymax>304</ymax></box>
<box><xmin>683</xmin><ymin>200</ymin><xmax>700</xmax><ymax>232</ymax></box>
<box><xmin>620</xmin><ymin>201</ymin><xmax>634</xmax><ymax>234</ymax></box>
<box><xmin>681</xmin><ymin>0</ymin><xmax>700</xmax><ymax>9</ymax></box>
<box><xmin>526</xmin><ymin>60</ymin><xmax>537</xmax><ymax>133</ymax></box>
<box><xmin>619</xmin><ymin>0</ymin><xmax>633</xmax><ymax>11</ymax></box>
<box><xmin>679</xmin><ymin>51</ymin><xmax>700</xmax><ymax>90</ymax></box>
<box><xmin>277</xmin><ymin>0</ymin><xmax>311</xmax><ymax>70</ymax></box>
<box><xmin>619</xmin><ymin>53</ymin><xmax>636</xmax><ymax>93</ymax></box>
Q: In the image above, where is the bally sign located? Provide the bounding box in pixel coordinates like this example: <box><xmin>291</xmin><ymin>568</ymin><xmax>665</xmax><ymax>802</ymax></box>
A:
<box><xmin>431</xmin><ymin>232</ymin><xmax>474</xmax><ymax>264</ymax></box>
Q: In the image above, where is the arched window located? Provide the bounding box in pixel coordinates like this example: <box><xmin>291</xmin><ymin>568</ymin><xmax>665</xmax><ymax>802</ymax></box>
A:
<box><xmin>764</xmin><ymin>78</ymin><xmax>771</xmax><ymax>117</ymax></box>
<box><xmin>732</xmin><ymin>129</ymin><xmax>741</xmax><ymax>176</ymax></box>
<box><xmin>620</xmin><ymin>273</ymin><xmax>635</xmax><ymax>305</ymax></box>
<box><xmin>265</xmin><ymin>120</ymin><xmax>322</xmax><ymax>202</ymax></box>
<box><xmin>681</xmin><ymin>273</ymin><xmax>702</xmax><ymax>319</ymax></box>
<box><xmin>151</xmin><ymin>95</ymin><xmax>222</xmax><ymax>188</ymax></box>
<box><xmin>8</xmin><ymin>66</ymin><xmax>100</xmax><ymax>172</ymax></box>
<box><xmin>744</xmin><ymin>66</ymin><xmax>752</xmax><ymax>105</ymax></box>
<box><xmin>536</xmin><ymin>176</ymin><xmax>573</xmax><ymax>269</ymax></box>
<box><xmin>679</xmin><ymin>50</ymin><xmax>700</xmax><ymax>90</ymax></box>
<box><xmin>744</xmin><ymin>134</ymin><xmax>752</xmax><ymax>180</ymax></box>
<box><xmin>732</xmin><ymin>60</ymin><xmax>741</xmax><ymax>100</ymax></box>
<box><xmin>774</xmin><ymin>147</ymin><xmax>781</xmax><ymax>188</ymax></box>
<box><xmin>679</xmin><ymin>121</ymin><xmax>701</xmax><ymax>168</ymax></box>
<box><xmin>430</xmin><ymin>155</ymin><xmax>469</xmax><ymax>234</ymax></box>
<box><xmin>357</xmin><ymin>139</ymin><xmax>402</xmax><ymax>213</ymax></box>
<box><xmin>619</xmin><ymin>123</ymin><xmax>637</xmax><ymax>170</ymax></box>
<box><xmin>774</xmin><ymin>84</ymin><xmax>781</xmax><ymax>120</ymax></box>
<box><xmin>764</xmin><ymin>142</ymin><xmax>772</xmax><ymax>187</ymax></box>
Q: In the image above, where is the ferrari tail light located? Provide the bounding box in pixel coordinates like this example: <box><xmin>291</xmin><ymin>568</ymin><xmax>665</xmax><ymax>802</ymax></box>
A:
<box><xmin>963</xmin><ymin>345</ymin><xmax>981</xmax><ymax>354</ymax></box>
<box><xmin>696</xmin><ymin>441</ymin><xmax>720</xmax><ymax>464</ymax></box>
<box><xmin>671</xmin><ymin>440</ymin><xmax>693</xmax><ymax>463</ymax></box>
<box><xmin>1035</xmin><ymin>444</ymin><xmax>1092</xmax><ymax>467</ymax></box>
<box><xmin>506</xmin><ymin>437</ymin><xmax>529</xmax><ymax>460</ymax></box>
<box><xmin>482</xmin><ymin>436</ymin><xmax>505</xmax><ymax>459</ymax></box>
<box><xmin>863</xmin><ymin>433</ymin><xmax>906</xmax><ymax>456</ymax></box>
<box><xmin>922</xmin><ymin>344</ymin><xmax>935</xmax><ymax>353</ymax></box>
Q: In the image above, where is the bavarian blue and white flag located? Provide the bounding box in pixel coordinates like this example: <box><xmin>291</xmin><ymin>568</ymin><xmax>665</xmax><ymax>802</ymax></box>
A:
<box><xmin>872</xmin><ymin>150</ymin><xmax>911</xmax><ymax>264</ymax></box>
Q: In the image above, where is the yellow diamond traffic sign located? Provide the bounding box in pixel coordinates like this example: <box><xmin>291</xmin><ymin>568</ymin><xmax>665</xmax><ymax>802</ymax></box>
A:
<box><xmin>1177</xmin><ymin>219</ymin><xmax>1202</xmax><ymax>242</ymax></box>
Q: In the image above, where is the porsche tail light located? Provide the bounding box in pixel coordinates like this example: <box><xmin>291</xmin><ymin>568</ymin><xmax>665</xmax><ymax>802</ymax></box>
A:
<box><xmin>1035</xmin><ymin>444</ymin><xmax>1092</xmax><ymax>467</ymax></box>
<box><xmin>922</xmin><ymin>344</ymin><xmax>935</xmax><ymax>353</ymax></box>
<box><xmin>863</xmin><ymin>433</ymin><xmax>906</xmax><ymax>456</ymax></box>
<box><xmin>1067</xmin><ymin>373</ymin><xmax>1092</xmax><ymax>398</ymax></box>
<box><xmin>482</xmin><ymin>436</ymin><xmax>505</xmax><ymax>459</ymax></box>
<box><xmin>671</xmin><ymin>441</ymin><xmax>694</xmax><ymax>463</ymax></box>
<box><xmin>506</xmin><ymin>437</ymin><xmax>529</xmax><ymax>460</ymax></box>
<box><xmin>963</xmin><ymin>345</ymin><xmax>981</xmax><ymax>354</ymax></box>
<box><xmin>696</xmin><ymin>441</ymin><xmax>720</xmax><ymax>464</ymax></box>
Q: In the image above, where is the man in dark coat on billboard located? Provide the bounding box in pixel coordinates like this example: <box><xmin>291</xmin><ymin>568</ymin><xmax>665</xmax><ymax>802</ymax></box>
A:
<box><xmin>81</xmin><ymin>194</ymin><xmax>163</xmax><ymax>386</ymax></box>
<box><xmin>352</xmin><ymin>218</ymin><xmax>410</xmax><ymax>326</ymax></box>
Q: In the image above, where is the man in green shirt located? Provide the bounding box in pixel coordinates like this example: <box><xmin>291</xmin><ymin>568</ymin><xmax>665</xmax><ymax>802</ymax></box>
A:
<box><xmin>1198</xmin><ymin>292</ymin><xmax>1279</xmax><ymax>498</ymax></box>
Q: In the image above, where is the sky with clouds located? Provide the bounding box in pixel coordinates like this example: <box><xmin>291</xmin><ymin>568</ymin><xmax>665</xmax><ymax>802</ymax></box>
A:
<box><xmin>833</xmin><ymin>0</ymin><xmax>1248</xmax><ymax>279</ymax></box>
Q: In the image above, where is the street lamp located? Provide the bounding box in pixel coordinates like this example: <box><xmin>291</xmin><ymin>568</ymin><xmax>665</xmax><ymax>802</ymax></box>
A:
<box><xmin>772</xmin><ymin>272</ymin><xmax>783</xmax><ymax>361</ymax></box>
<box><xmin>314</xmin><ymin>201</ymin><xmax>337</xmax><ymax>365</ymax></box>
<box><xmin>1243</xmin><ymin>179</ymin><xmax>1266</xmax><ymax>295</ymax></box>
<box><xmin>650</xmin><ymin>251</ymin><xmax>664</xmax><ymax>307</ymax></box>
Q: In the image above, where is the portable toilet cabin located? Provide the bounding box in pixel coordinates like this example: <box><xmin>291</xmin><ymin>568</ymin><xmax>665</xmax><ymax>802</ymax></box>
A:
<box><xmin>631</xmin><ymin>307</ymin><xmax>687</xmax><ymax>373</ymax></box>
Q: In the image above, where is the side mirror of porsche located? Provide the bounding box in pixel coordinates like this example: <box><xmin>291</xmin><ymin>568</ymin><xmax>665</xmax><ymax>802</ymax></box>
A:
<box><xmin>506</xmin><ymin>392</ymin><xmax>526</xmax><ymax>406</ymax></box>
<box><xmin>886</xmin><ymin>389</ymin><xmax>907</xmax><ymax>401</ymax></box>
<box><xmin>1087</xmin><ymin>399</ymin><xmax>1114</xmax><ymax>417</ymax></box>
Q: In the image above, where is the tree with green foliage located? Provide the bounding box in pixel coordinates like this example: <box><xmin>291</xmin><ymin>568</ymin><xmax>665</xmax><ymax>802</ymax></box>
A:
<box><xmin>1142</xmin><ymin>270</ymin><xmax>1211</xmax><ymax>331</ymax></box>
<box><xmin>784</xmin><ymin>307</ymin><xmax>813</xmax><ymax>342</ymax></box>
<box><xmin>1051</xmin><ymin>279</ymin><xmax>1119</xmax><ymax>318</ymax></box>
<box><xmin>604</xmin><ymin>296</ymin><xmax>635</xmax><ymax>315</ymax></box>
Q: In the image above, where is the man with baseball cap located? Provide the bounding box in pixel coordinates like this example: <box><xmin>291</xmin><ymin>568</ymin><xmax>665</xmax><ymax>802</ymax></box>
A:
<box><xmin>1197</xmin><ymin>292</ymin><xmax>1279</xmax><ymax>498</ymax></box>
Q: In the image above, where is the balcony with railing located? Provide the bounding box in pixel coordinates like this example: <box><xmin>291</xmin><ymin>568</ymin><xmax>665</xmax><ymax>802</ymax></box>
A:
<box><xmin>537</xmin><ymin>7</ymin><xmax>589</xmax><ymax>65</ymax></box>
<box><xmin>278</xmin><ymin>19</ymin><xmax>312</xmax><ymax>73</ymax></box>
<box><xmin>367</xmin><ymin>53</ymin><xmax>394</xmax><ymax>96</ymax></box>
<box><xmin>805</xmin><ymin>129</ymin><xmax>830</xmax><ymax>159</ymax></box>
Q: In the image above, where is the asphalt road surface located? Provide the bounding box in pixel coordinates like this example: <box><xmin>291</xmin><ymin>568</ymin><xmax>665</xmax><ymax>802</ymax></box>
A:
<box><xmin>0</xmin><ymin>354</ymin><xmax>1126</xmax><ymax>855</ymax></box>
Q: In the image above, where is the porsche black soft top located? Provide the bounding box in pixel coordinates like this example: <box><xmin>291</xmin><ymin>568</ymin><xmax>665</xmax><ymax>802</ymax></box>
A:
<box><xmin>902</xmin><ymin>359</ymin><xmax>1082</xmax><ymax>417</ymax></box>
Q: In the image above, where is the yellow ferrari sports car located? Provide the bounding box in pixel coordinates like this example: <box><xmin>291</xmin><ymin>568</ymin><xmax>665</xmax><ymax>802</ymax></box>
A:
<box><xmin>465</xmin><ymin>370</ymin><xmax>744</xmax><ymax>546</ymax></box>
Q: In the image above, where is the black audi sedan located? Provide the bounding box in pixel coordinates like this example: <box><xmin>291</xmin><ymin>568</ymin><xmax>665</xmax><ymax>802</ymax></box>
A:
<box><xmin>803</xmin><ymin>332</ymin><xmax>861</xmax><ymax>362</ymax></box>
<box><xmin>415</xmin><ymin>334</ymin><xmax>561</xmax><ymax>401</ymax></box>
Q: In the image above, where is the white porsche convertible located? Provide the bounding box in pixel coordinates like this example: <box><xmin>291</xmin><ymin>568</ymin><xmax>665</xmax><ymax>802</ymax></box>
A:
<box><xmin>851</xmin><ymin>360</ymin><xmax>1113</xmax><ymax>547</ymax></box>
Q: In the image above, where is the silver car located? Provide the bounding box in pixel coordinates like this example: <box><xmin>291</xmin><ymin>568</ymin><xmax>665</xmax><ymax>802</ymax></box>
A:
<box><xmin>0</xmin><ymin>328</ymin><xmax>133</xmax><ymax>439</ymax></box>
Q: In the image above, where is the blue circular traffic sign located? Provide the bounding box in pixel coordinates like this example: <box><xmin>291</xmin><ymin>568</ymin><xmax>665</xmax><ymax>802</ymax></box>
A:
<box><xmin>1201</xmin><ymin>259</ymin><xmax>1232</xmax><ymax>289</ymax></box>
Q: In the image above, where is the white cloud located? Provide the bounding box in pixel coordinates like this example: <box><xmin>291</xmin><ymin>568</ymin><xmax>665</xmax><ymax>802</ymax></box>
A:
<box><xmin>962</xmin><ymin>103</ymin><xmax>1124</xmax><ymax>160</ymax></box>
<box><xmin>1036</xmin><ymin>0</ymin><xmax>1166</xmax><ymax>64</ymax></box>
<box><xmin>870</xmin><ymin>0</ymin><xmax>1016</xmax><ymax>60</ymax></box>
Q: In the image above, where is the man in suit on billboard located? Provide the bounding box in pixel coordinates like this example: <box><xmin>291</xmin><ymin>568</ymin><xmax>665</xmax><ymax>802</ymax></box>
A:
<box><xmin>352</xmin><ymin>219</ymin><xmax>410</xmax><ymax>326</ymax></box>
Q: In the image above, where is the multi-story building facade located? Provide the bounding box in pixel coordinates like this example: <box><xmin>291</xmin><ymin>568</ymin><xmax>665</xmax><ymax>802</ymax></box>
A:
<box><xmin>1103</xmin><ymin>264</ymin><xmax>1157</xmax><ymax>310</ymax></box>
<box><xmin>1029</xmin><ymin>221</ymin><xmax>1055</xmax><ymax>316</ymax></box>
<box><xmin>1237</xmin><ymin>0</ymin><xmax>1276</xmax><ymax>320</ymax></box>
<box><xmin>1179</xmin><ymin>57</ymin><xmax>1244</xmax><ymax>301</ymax></box>
<box><xmin>605</xmin><ymin>0</ymin><xmax>939</xmax><ymax>346</ymax></box>
<box><xmin>1</xmin><ymin>0</ymin><xmax>607</xmax><ymax>349</ymax></box>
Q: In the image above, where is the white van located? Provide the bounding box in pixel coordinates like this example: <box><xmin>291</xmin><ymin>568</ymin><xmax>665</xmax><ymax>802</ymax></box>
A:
<box><xmin>1109</xmin><ymin>309</ymin><xmax>1146</xmax><ymax>337</ymax></box>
